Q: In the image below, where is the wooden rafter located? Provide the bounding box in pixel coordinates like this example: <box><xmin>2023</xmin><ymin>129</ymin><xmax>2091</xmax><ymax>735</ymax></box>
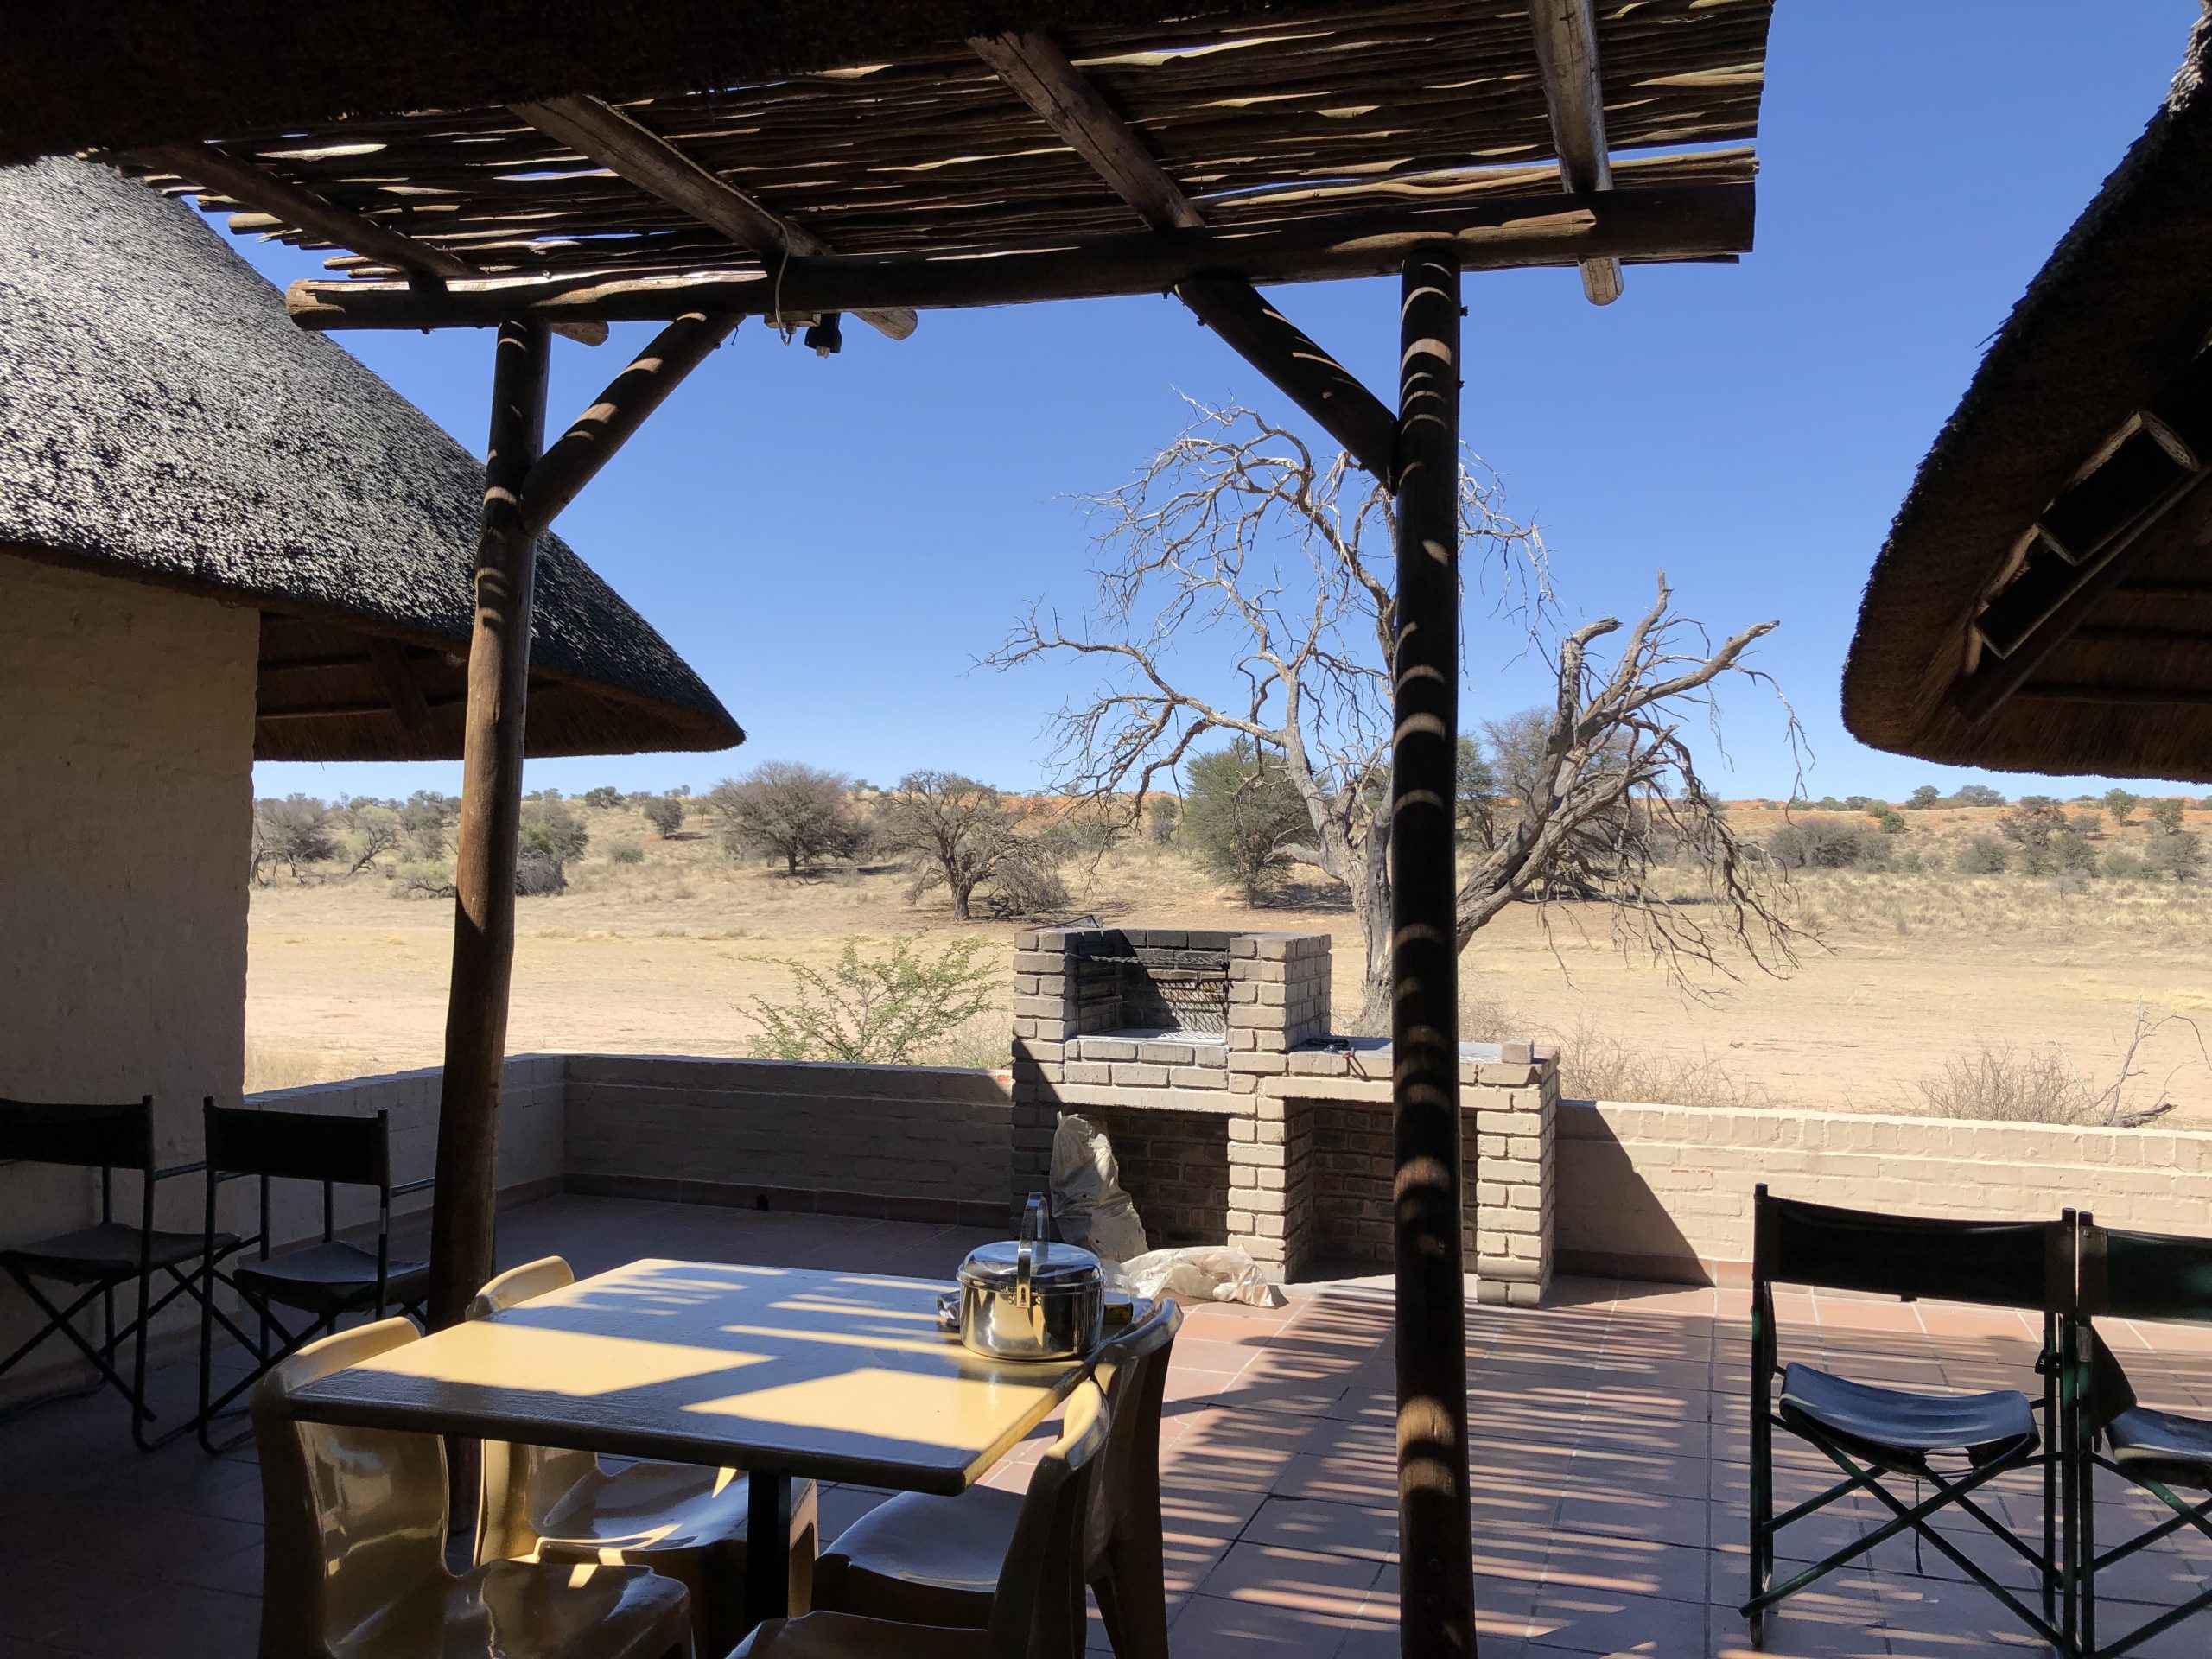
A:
<box><xmin>969</xmin><ymin>33</ymin><xmax>1205</xmax><ymax>232</ymax></box>
<box><xmin>972</xmin><ymin>29</ymin><xmax>1401</xmax><ymax>477</ymax></box>
<box><xmin>1527</xmin><ymin>0</ymin><xmax>1622</xmax><ymax>305</ymax></box>
<box><xmin>519</xmin><ymin>308</ymin><xmax>741</xmax><ymax>538</ymax></box>
<box><xmin>365</xmin><ymin>635</ymin><xmax>432</xmax><ymax>731</ymax></box>
<box><xmin>283</xmin><ymin>183</ymin><xmax>1751</xmax><ymax>330</ymax></box>
<box><xmin>1955</xmin><ymin>471</ymin><xmax>2212</xmax><ymax>723</ymax></box>
<box><xmin>134</xmin><ymin>142</ymin><xmax>609</xmax><ymax>346</ymax></box>
<box><xmin>511</xmin><ymin>96</ymin><xmax>917</xmax><ymax>342</ymax></box>
<box><xmin>1173</xmin><ymin>277</ymin><xmax>1398</xmax><ymax>478</ymax></box>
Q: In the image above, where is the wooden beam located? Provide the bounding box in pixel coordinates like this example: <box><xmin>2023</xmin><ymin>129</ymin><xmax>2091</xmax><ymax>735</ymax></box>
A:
<box><xmin>1527</xmin><ymin>0</ymin><xmax>1622</xmax><ymax>306</ymax></box>
<box><xmin>284</xmin><ymin>182</ymin><xmax>1753</xmax><ymax>330</ymax></box>
<box><xmin>1955</xmin><ymin>472</ymin><xmax>2212</xmax><ymax>724</ymax></box>
<box><xmin>973</xmin><ymin>30</ymin><xmax>1402</xmax><ymax>478</ymax></box>
<box><xmin>511</xmin><ymin>96</ymin><xmax>916</xmax><ymax>341</ymax></box>
<box><xmin>1173</xmin><ymin>276</ymin><xmax>1398</xmax><ymax>480</ymax></box>
<box><xmin>428</xmin><ymin>315</ymin><xmax>551</xmax><ymax>1333</ymax></box>
<box><xmin>136</xmin><ymin>141</ymin><xmax>608</xmax><ymax>346</ymax></box>
<box><xmin>2013</xmin><ymin>683</ymin><xmax>2212</xmax><ymax>709</ymax></box>
<box><xmin>1391</xmin><ymin>247</ymin><xmax>1477</xmax><ymax>1656</ymax></box>
<box><xmin>365</xmin><ymin>635</ymin><xmax>432</xmax><ymax>732</ymax></box>
<box><xmin>518</xmin><ymin>308</ymin><xmax>740</xmax><ymax>538</ymax></box>
<box><xmin>969</xmin><ymin>32</ymin><xmax>1205</xmax><ymax>231</ymax></box>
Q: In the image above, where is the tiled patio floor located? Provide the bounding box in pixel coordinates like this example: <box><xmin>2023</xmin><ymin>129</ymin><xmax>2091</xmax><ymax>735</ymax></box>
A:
<box><xmin>5</xmin><ymin>1194</ymin><xmax>2212</xmax><ymax>1657</ymax></box>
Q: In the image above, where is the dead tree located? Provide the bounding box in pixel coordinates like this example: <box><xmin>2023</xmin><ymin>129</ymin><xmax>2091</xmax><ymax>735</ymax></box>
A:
<box><xmin>993</xmin><ymin>403</ymin><xmax>1797</xmax><ymax>1031</ymax></box>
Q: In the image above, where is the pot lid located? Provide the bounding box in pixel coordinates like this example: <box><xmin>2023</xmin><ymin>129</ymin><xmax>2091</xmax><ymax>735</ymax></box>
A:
<box><xmin>960</xmin><ymin>1236</ymin><xmax>1103</xmax><ymax>1289</ymax></box>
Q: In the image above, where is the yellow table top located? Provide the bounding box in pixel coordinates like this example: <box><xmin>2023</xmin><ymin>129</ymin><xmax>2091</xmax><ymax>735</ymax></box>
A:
<box><xmin>288</xmin><ymin>1258</ymin><xmax>1090</xmax><ymax>1492</ymax></box>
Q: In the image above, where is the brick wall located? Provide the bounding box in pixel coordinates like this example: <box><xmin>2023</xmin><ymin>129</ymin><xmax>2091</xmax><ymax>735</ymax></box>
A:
<box><xmin>1281</xmin><ymin>1042</ymin><xmax>1557</xmax><ymax>1304</ymax></box>
<box><xmin>564</xmin><ymin>1054</ymin><xmax>1012</xmax><ymax>1227</ymax></box>
<box><xmin>1558</xmin><ymin>1100</ymin><xmax>2212</xmax><ymax>1284</ymax></box>
<box><xmin>1055</xmin><ymin>1104</ymin><xmax>1230</xmax><ymax>1248</ymax></box>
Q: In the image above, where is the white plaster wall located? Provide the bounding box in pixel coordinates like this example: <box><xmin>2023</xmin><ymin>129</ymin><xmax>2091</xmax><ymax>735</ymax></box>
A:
<box><xmin>0</xmin><ymin>557</ymin><xmax>257</xmax><ymax>1367</ymax></box>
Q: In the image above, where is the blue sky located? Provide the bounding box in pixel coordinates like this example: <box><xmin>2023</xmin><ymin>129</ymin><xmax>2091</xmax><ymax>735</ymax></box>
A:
<box><xmin>248</xmin><ymin>2</ymin><xmax>2204</xmax><ymax>804</ymax></box>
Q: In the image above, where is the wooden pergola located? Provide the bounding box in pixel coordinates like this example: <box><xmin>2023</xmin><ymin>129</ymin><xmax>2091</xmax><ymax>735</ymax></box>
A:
<box><xmin>8</xmin><ymin>3</ymin><xmax>1775</xmax><ymax>1649</ymax></box>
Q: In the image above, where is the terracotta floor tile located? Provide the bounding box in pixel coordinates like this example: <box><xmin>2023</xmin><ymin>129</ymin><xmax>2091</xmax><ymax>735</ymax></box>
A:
<box><xmin>16</xmin><ymin>1198</ymin><xmax>2212</xmax><ymax>1658</ymax></box>
<box><xmin>1168</xmin><ymin>1588</ymin><xmax>1360</xmax><ymax>1655</ymax></box>
<box><xmin>1200</xmin><ymin>1541</ymin><xmax>1386</xmax><ymax>1617</ymax></box>
<box><xmin>1245</xmin><ymin>1496</ymin><xmax>1399</xmax><ymax>1563</ymax></box>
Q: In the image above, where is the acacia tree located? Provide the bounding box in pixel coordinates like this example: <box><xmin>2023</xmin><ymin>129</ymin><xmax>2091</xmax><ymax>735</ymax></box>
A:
<box><xmin>993</xmin><ymin>403</ymin><xmax>1797</xmax><ymax>1031</ymax></box>
<box><xmin>875</xmin><ymin>771</ymin><xmax>1024</xmax><ymax>921</ymax></box>
<box><xmin>707</xmin><ymin>761</ymin><xmax>867</xmax><ymax>874</ymax></box>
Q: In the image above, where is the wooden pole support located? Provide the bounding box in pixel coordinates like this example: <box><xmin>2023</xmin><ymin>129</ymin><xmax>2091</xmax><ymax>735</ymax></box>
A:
<box><xmin>428</xmin><ymin>315</ymin><xmax>551</xmax><ymax>1332</ymax></box>
<box><xmin>518</xmin><ymin>308</ymin><xmax>740</xmax><ymax>539</ymax></box>
<box><xmin>1390</xmin><ymin>248</ymin><xmax>1477</xmax><ymax>1657</ymax></box>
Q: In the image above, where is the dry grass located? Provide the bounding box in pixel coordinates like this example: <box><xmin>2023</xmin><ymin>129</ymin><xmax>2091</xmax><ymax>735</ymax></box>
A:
<box><xmin>243</xmin><ymin>1039</ymin><xmax>368</xmax><ymax>1094</ymax></box>
<box><xmin>245</xmin><ymin>798</ymin><xmax>2212</xmax><ymax>1122</ymax></box>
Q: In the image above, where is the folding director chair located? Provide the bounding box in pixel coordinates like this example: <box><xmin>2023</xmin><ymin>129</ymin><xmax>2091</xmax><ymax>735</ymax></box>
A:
<box><xmin>2069</xmin><ymin>1215</ymin><xmax>2212</xmax><ymax>1659</ymax></box>
<box><xmin>195</xmin><ymin>1100</ymin><xmax>429</xmax><ymax>1451</ymax></box>
<box><xmin>0</xmin><ymin>1095</ymin><xmax>237</xmax><ymax>1449</ymax></box>
<box><xmin>1743</xmin><ymin>1186</ymin><xmax>2075</xmax><ymax>1650</ymax></box>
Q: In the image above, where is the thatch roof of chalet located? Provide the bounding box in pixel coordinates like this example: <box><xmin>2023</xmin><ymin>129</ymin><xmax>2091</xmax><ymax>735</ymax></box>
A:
<box><xmin>1842</xmin><ymin>11</ymin><xmax>2212</xmax><ymax>784</ymax></box>
<box><xmin>0</xmin><ymin>157</ymin><xmax>743</xmax><ymax>761</ymax></box>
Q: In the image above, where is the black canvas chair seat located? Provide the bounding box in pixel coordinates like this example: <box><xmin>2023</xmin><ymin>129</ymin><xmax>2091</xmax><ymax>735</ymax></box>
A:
<box><xmin>1742</xmin><ymin>1188</ymin><xmax>2073</xmax><ymax>1653</ymax></box>
<box><xmin>2104</xmin><ymin>1406</ymin><xmax>2212</xmax><ymax>1492</ymax></box>
<box><xmin>3</xmin><ymin>1221</ymin><xmax>236</xmax><ymax>1285</ymax></box>
<box><xmin>0</xmin><ymin>1094</ymin><xmax>237</xmax><ymax>1450</ymax></box>
<box><xmin>2074</xmin><ymin>1219</ymin><xmax>2212</xmax><ymax>1657</ymax></box>
<box><xmin>1779</xmin><ymin>1363</ymin><xmax>2037</xmax><ymax>1474</ymax></box>
<box><xmin>196</xmin><ymin>1100</ymin><xmax>429</xmax><ymax>1452</ymax></box>
<box><xmin>234</xmin><ymin>1241</ymin><xmax>429</xmax><ymax>1315</ymax></box>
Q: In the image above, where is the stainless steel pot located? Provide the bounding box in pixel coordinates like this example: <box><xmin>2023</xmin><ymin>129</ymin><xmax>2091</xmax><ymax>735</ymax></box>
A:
<box><xmin>949</xmin><ymin>1192</ymin><xmax>1103</xmax><ymax>1362</ymax></box>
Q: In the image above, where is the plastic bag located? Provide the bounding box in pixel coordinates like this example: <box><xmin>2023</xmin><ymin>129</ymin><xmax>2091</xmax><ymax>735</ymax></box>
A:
<box><xmin>1120</xmin><ymin>1244</ymin><xmax>1286</xmax><ymax>1309</ymax></box>
<box><xmin>1049</xmin><ymin>1113</ymin><xmax>1149</xmax><ymax>1264</ymax></box>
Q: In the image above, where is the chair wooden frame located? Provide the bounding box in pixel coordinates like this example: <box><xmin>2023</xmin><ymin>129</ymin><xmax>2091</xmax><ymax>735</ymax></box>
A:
<box><xmin>2069</xmin><ymin>1214</ymin><xmax>2212</xmax><ymax>1659</ymax></box>
<box><xmin>0</xmin><ymin>1094</ymin><xmax>235</xmax><ymax>1449</ymax></box>
<box><xmin>1743</xmin><ymin>1185</ymin><xmax>2076</xmax><ymax>1652</ymax></box>
<box><xmin>195</xmin><ymin>1099</ymin><xmax>429</xmax><ymax>1452</ymax></box>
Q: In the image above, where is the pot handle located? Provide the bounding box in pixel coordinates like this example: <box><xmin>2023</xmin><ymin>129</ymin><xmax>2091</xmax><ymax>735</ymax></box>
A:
<box><xmin>1017</xmin><ymin>1191</ymin><xmax>1046</xmax><ymax>1307</ymax></box>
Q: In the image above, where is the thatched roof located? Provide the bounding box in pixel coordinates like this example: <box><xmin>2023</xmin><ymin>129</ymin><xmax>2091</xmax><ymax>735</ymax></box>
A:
<box><xmin>0</xmin><ymin>156</ymin><xmax>743</xmax><ymax>761</ymax></box>
<box><xmin>1841</xmin><ymin>10</ymin><xmax>2212</xmax><ymax>784</ymax></box>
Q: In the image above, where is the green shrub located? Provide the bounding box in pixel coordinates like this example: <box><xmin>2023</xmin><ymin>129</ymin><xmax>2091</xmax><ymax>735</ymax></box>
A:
<box><xmin>747</xmin><ymin>933</ymin><xmax>999</xmax><ymax>1065</ymax></box>
<box><xmin>1184</xmin><ymin>740</ymin><xmax>1309</xmax><ymax>900</ymax></box>
<box><xmin>2150</xmin><ymin>798</ymin><xmax>2188</xmax><ymax>835</ymax></box>
<box><xmin>2145</xmin><ymin>830</ymin><xmax>2205</xmax><ymax>884</ymax></box>
<box><xmin>1958</xmin><ymin>836</ymin><xmax>2010</xmax><ymax>874</ymax></box>
<box><xmin>644</xmin><ymin>796</ymin><xmax>686</xmax><ymax>837</ymax></box>
<box><xmin>1765</xmin><ymin>815</ymin><xmax>1883</xmax><ymax>871</ymax></box>
<box><xmin>2103</xmin><ymin>849</ymin><xmax>2152</xmax><ymax>880</ymax></box>
<box><xmin>1877</xmin><ymin>808</ymin><xmax>1907</xmax><ymax>836</ymax></box>
<box><xmin>582</xmin><ymin>785</ymin><xmax>622</xmax><ymax>810</ymax></box>
<box><xmin>2050</xmin><ymin>827</ymin><xmax>2099</xmax><ymax>877</ymax></box>
<box><xmin>519</xmin><ymin>798</ymin><xmax>589</xmax><ymax>862</ymax></box>
<box><xmin>606</xmin><ymin>839</ymin><xmax>645</xmax><ymax>865</ymax></box>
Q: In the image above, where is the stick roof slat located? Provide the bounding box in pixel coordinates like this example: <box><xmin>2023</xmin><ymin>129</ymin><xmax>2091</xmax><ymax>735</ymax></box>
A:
<box><xmin>82</xmin><ymin>0</ymin><xmax>1767</xmax><ymax>299</ymax></box>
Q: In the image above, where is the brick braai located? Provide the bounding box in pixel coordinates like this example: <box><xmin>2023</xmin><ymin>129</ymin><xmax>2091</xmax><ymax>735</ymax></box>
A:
<box><xmin>1009</xmin><ymin>925</ymin><xmax>1557</xmax><ymax>1301</ymax></box>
